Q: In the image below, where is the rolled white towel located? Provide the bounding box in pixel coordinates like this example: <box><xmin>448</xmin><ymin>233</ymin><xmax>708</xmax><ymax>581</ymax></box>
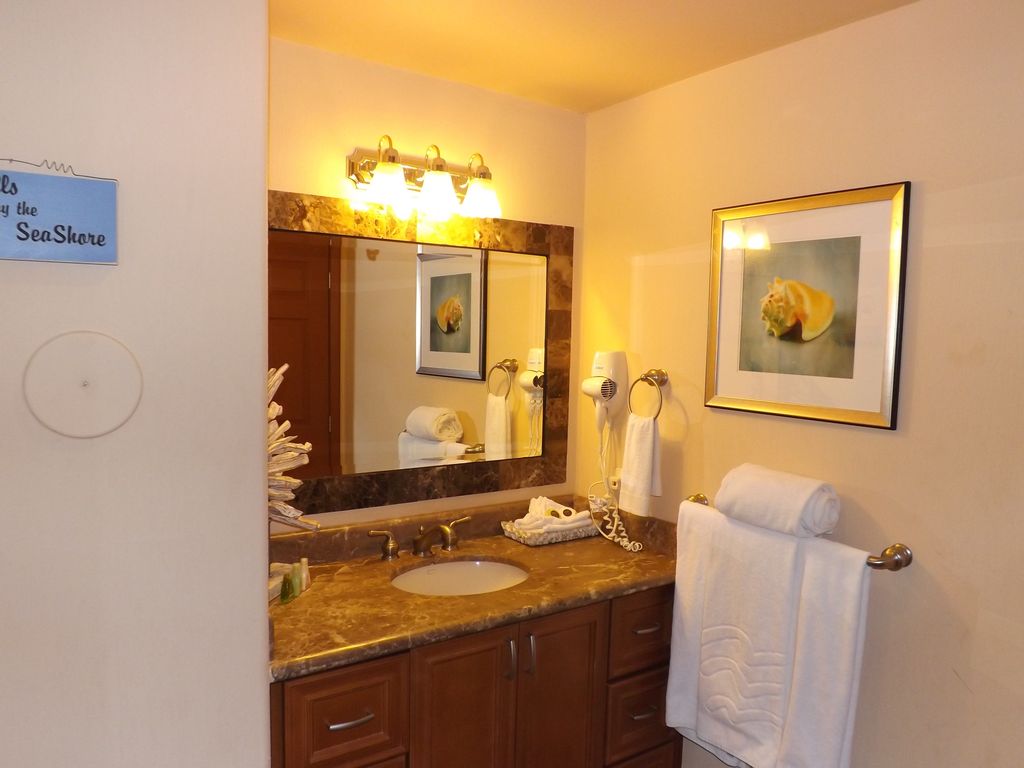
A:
<box><xmin>405</xmin><ymin>406</ymin><xmax>464</xmax><ymax>441</ymax></box>
<box><xmin>714</xmin><ymin>463</ymin><xmax>840</xmax><ymax>537</ymax></box>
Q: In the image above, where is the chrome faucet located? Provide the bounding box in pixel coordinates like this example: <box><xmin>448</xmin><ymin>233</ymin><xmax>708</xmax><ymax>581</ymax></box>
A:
<box><xmin>412</xmin><ymin>516</ymin><xmax>471</xmax><ymax>557</ymax></box>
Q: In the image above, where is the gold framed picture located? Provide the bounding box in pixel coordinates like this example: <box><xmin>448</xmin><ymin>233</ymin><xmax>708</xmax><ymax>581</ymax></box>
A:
<box><xmin>705</xmin><ymin>182</ymin><xmax>910</xmax><ymax>429</ymax></box>
<box><xmin>416</xmin><ymin>245</ymin><xmax>487</xmax><ymax>379</ymax></box>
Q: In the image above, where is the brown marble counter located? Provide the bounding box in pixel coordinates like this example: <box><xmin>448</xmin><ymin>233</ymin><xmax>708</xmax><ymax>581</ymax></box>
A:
<box><xmin>269</xmin><ymin>532</ymin><xmax>676</xmax><ymax>682</ymax></box>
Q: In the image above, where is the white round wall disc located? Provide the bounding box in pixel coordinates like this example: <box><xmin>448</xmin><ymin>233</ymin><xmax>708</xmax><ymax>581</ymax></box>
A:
<box><xmin>23</xmin><ymin>330</ymin><xmax>144</xmax><ymax>438</ymax></box>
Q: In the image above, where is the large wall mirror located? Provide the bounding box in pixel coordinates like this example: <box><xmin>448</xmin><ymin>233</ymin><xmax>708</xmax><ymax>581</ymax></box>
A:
<box><xmin>268</xmin><ymin>190</ymin><xmax>573</xmax><ymax>513</ymax></box>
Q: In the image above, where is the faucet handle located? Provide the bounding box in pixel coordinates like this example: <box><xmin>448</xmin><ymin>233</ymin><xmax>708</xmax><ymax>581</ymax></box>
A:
<box><xmin>442</xmin><ymin>516</ymin><xmax>472</xmax><ymax>551</ymax></box>
<box><xmin>368</xmin><ymin>530</ymin><xmax>400</xmax><ymax>561</ymax></box>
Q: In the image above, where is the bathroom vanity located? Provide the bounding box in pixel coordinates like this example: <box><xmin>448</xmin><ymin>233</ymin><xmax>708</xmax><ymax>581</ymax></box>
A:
<box><xmin>269</xmin><ymin>524</ymin><xmax>680</xmax><ymax>768</ymax></box>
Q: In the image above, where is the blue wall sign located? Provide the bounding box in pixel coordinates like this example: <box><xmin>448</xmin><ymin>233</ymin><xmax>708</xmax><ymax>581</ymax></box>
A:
<box><xmin>0</xmin><ymin>169</ymin><xmax>117</xmax><ymax>265</ymax></box>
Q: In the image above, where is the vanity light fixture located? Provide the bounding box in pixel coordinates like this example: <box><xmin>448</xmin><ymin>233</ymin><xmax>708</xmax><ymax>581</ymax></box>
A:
<box><xmin>461</xmin><ymin>153</ymin><xmax>502</xmax><ymax>218</ymax></box>
<box><xmin>417</xmin><ymin>144</ymin><xmax>459</xmax><ymax>221</ymax></box>
<box><xmin>346</xmin><ymin>136</ymin><xmax>503</xmax><ymax>221</ymax></box>
<box><xmin>361</xmin><ymin>135</ymin><xmax>413</xmax><ymax>218</ymax></box>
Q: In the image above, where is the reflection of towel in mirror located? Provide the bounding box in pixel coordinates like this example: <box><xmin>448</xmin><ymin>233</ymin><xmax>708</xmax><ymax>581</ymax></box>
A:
<box><xmin>714</xmin><ymin>463</ymin><xmax>839</xmax><ymax>537</ymax></box>
<box><xmin>397</xmin><ymin>431</ymin><xmax>469</xmax><ymax>468</ymax></box>
<box><xmin>512</xmin><ymin>496</ymin><xmax>594</xmax><ymax>532</ymax></box>
<box><xmin>405</xmin><ymin>406</ymin><xmax>464</xmax><ymax>441</ymax></box>
<box><xmin>618</xmin><ymin>413</ymin><xmax>662</xmax><ymax>517</ymax></box>
<box><xmin>485</xmin><ymin>393</ymin><xmax>510</xmax><ymax>459</ymax></box>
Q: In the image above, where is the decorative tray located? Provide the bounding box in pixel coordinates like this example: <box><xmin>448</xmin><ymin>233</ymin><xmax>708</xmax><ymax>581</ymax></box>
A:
<box><xmin>500</xmin><ymin>519</ymin><xmax>602</xmax><ymax>547</ymax></box>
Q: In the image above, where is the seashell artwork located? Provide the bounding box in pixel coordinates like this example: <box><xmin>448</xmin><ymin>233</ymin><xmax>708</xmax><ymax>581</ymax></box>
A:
<box><xmin>267</xmin><ymin>364</ymin><xmax>313</xmax><ymax>525</ymax></box>
<box><xmin>435</xmin><ymin>295</ymin><xmax>464</xmax><ymax>333</ymax></box>
<box><xmin>760</xmin><ymin>277</ymin><xmax>835</xmax><ymax>341</ymax></box>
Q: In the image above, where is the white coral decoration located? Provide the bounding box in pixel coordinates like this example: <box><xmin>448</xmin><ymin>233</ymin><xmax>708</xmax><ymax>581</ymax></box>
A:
<box><xmin>267</xmin><ymin>364</ymin><xmax>312</xmax><ymax>521</ymax></box>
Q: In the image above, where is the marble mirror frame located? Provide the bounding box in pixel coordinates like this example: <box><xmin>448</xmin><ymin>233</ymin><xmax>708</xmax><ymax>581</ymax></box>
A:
<box><xmin>268</xmin><ymin>190</ymin><xmax>573</xmax><ymax>513</ymax></box>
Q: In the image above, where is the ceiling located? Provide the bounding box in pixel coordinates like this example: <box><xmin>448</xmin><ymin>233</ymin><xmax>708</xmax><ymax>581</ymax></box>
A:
<box><xmin>269</xmin><ymin>0</ymin><xmax>917</xmax><ymax>113</ymax></box>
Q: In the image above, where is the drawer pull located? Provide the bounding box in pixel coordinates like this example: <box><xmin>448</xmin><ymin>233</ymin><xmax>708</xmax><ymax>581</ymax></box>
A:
<box><xmin>629</xmin><ymin>704</ymin><xmax>659</xmax><ymax>722</ymax></box>
<box><xmin>506</xmin><ymin>638</ymin><xmax>517</xmax><ymax>679</ymax></box>
<box><xmin>526</xmin><ymin>633</ymin><xmax>537</xmax><ymax>675</ymax></box>
<box><xmin>325</xmin><ymin>711</ymin><xmax>375</xmax><ymax>732</ymax></box>
<box><xmin>632</xmin><ymin>622</ymin><xmax>662</xmax><ymax>636</ymax></box>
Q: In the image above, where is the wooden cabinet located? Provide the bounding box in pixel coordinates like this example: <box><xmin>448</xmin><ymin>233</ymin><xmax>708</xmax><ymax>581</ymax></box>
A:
<box><xmin>514</xmin><ymin>603</ymin><xmax>609</xmax><ymax>768</ymax></box>
<box><xmin>273</xmin><ymin>588</ymin><xmax>677</xmax><ymax>768</ymax></box>
<box><xmin>281</xmin><ymin>654</ymin><xmax>409</xmax><ymax>768</ymax></box>
<box><xmin>604</xmin><ymin>585</ymin><xmax>680</xmax><ymax>767</ymax></box>
<box><xmin>409</xmin><ymin>624</ymin><xmax>516</xmax><ymax>768</ymax></box>
<box><xmin>410</xmin><ymin>602</ymin><xmax>609</xmax><ymax>768</ymax></box>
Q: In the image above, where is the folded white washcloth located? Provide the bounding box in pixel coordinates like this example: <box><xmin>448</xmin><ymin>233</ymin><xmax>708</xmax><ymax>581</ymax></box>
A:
<box><xmin>618</xmin><ymin>413</ymin><xmax>662</xmax><ymax>517</ymax></box>
<box><xmin>714</xmin><ymin>463</ymin><xmax>839</xmax><ymax>537</ymax></box>
<box><xmin>513</xmin><ymin>497</ymin><xmax>593</xmax><ymax>532</ymax></box>
<box><xmin>405</xmin><ymin>406</ymin><xmax>464</xmax><ymax>441</ymax></box>
<box><xmin>485</xmin><ymin>393</ymin><xmax>511</xmax><ymax>459</ymax></box>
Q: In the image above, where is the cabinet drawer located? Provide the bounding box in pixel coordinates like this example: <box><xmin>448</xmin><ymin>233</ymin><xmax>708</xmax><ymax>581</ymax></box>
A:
<box><xmin>284</xmin><ymin>653</ymin><xmax>409</xmax><ymax>768</ymax></box>
<box><xmin>605</xmin><ymin>666</ymin><xmax>673</xmax><ymax>765</ymax></box>
<box><xmin>608</xmin><ymin>585</ymin><xmax>673</xmax><ymax>679</ymax></box>
<box><xmin>608</xmin><ymin>740</ymin><xmax>677</xmax><ymax>768</ymax></box>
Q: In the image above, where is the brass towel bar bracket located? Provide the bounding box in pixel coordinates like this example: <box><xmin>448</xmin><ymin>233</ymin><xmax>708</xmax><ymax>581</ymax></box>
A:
<box><xmin>684</xmin><ymin>493</ymin><xmax>913</xmax><ymax>572</ymax></box>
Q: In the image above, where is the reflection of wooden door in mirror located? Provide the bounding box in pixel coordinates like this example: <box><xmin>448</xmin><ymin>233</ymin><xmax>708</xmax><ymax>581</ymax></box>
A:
<box><xmin>268</xmin><ymin>230</ymin><xmax>340</xmax><ymax>478</ymax></box>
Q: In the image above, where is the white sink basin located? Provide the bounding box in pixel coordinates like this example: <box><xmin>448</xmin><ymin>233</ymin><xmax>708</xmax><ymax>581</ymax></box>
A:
<box><xmin>391</xmin><ymin>559</ymin><xmax>528</xmax><ymax>596</ymax></box>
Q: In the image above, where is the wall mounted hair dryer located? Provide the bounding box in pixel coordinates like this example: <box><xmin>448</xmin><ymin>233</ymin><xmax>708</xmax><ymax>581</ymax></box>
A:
<box><xmin>581</xmin><ymin>350</ymin><xmax>627</xmax><ymax>434</ymax></box>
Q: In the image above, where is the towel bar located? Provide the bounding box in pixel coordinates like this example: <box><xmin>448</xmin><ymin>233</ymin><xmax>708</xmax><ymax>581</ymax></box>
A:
<box><xmin>684</xmin><ymin>493</ymin><xmax>913</xmax><ymax>571</ymax></box>
<box><xmin>628</xmin><ymin>368</ymin><xmax>669</xmax><ymax>419</ymax></box>
<box><xmin>487</xmin><ymin>358</ymin><xmax>518</xmax><ymax>398</ymax></box>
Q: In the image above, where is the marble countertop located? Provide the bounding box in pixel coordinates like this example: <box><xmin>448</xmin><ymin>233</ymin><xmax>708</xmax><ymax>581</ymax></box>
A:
<box><xmin>269</xmin><ymin>532</ymin><xmax>676</xmax><ymax>682</ymax></box>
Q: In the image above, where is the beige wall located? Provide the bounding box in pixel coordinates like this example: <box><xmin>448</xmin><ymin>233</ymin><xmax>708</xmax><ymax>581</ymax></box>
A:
<box><xmin>0</xmin><ymin>2</ymin><xmax>268</xmax><ymax>767</ymax></box>
<box><xmin>269</xmin><ymin>38</ymin><xmax>585</xmax><ymax>525</ymax></box>
<box><xmin>581</xmin><ymin>0</ymin><xmax>1024</xmax><ymax>765</ymax></box>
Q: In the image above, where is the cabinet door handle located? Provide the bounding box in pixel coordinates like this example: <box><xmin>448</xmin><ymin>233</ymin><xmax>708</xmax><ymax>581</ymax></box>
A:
<box><xmin>629</xmin><ymin>704</ymin><xmax>659</xmax><ymax>722</ymax></box>
<box><xmin>325</xmin><ymin>711</ymin><xmax>375</xmax><ymax>732</ymax></box>
<box><xmin>526</xmin><ymin>633</ymin><xmax>537</xmax><ymax>675</ymax></box>
<box><xmin>632</xmin><ymin>622</ymin><xmax>662</xmax><ymax>636</ymax></box>
<box><xmin>506</xmin><ymin>638</ymin><xmax>517</xmax><ymax>679</ymax></box>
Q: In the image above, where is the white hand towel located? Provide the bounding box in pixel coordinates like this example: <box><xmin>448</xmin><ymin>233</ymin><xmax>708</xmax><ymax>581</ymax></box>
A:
<box><xmin>715</xmin><ymin>462</ymin><xmax>839</xmax><ymax>537</ymax></box>
<box><xmin>618</xmin><ymin>413</ymin><xmax>662</xmax><ymax>516</ymax></box>
<box><xmin>485</xmin><ymin>392</ymin><xmax>510</xmax><ymax>459</ymax></box>
<box><xmin>512</xmin><ymin>497</ymin><xmax>593</xmax><ymax>532</ymax></box>
<box><xmin>405</xmin><ymin>406</ymin><xmax>464</xmax><ymax>441</ymax></box>
<box><xmin>397</xmin><ymin>432</ymin><xmax>468</xmax><ymax>467</ymax></box>
<box><xmin>666</xmin><ymin>500</ymin><xmax>870</xmax><ymax>768</ymax></box>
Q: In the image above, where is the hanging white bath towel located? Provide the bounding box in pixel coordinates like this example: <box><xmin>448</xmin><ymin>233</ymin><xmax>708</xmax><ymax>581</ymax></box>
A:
<box><xmin>666</xmin><ymin>500</ymin><xmax>870</xmax><ymax>768</ymax></box>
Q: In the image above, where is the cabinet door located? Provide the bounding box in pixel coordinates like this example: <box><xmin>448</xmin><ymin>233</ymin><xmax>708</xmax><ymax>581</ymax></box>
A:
<box><xmin>515</xmin><ymin>602</ymin><xmax>610</xmax><ymax>768</ymax></box>
<box><xmin>410</xmin><ymin>624</ymin><xmax>517</xmax><ymax>768</ymax></box>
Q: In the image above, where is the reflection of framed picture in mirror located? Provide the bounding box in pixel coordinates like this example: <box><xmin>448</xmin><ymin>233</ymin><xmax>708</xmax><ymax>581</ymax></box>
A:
<box><xmin>416</xmin><ymin>246</ymin><xmax>487</xmax><ymax>379</ymax></box>
<box><xmin>705</xmin><ymin>182</ymin><xmax>910</xmax><ymax>428</ymax></box>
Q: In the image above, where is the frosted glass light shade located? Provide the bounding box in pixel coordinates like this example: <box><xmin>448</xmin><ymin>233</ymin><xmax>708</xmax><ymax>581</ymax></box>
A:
<box><xmin>462</xmin><ymin>177</ymin><xmax>502</xmax><ymax>218</ymax></box>
<box><xmin>418</xmin><ymin>169</ymin><xmax>459</xmax><ymax>220</ymax></box>
<box><xmin>364</xmin><ymin>161</ymin><xmax>412</xmax><ymax>217</ymax></box>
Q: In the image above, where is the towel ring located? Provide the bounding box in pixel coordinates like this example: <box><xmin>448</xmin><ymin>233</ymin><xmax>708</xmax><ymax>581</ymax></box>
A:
<box><xmin>628</xmin><ymin>368</ymin><xmax>669</xmax><ymax>419</ymax></box>
<box><xmin>487</xmin><ymin>358</ymin><xmax>518</xmax><ymax>398</ymax></box>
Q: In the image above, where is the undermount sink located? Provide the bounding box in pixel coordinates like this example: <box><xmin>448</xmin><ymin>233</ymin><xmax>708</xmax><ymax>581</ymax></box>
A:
<box><xmin>391</xmin><ymin>559</ymin><xmax>528</xmax><ymax>596</ymax></box>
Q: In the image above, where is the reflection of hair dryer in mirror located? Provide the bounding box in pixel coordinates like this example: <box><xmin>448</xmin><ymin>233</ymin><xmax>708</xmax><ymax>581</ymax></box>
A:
<box><xmin>581</xmin><ymin>350</ymin><xmax>627</xmax><ymax>434</ymax></box>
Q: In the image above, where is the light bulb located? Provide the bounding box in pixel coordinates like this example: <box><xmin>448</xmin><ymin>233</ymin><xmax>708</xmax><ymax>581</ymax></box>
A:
<box><xmin>418</xmin><ymin>169</ymin><xmax>458</xmax><ymax>221</ymax></box>
<box><xmin>462</xmin><ymin>176</ymin><xmax>502</xmax><ymax>218</ymax></box>
<box><xmin>364</xmin><ymin>160</ymin><xmax>412</xmax><ymax>217</ymax></box>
